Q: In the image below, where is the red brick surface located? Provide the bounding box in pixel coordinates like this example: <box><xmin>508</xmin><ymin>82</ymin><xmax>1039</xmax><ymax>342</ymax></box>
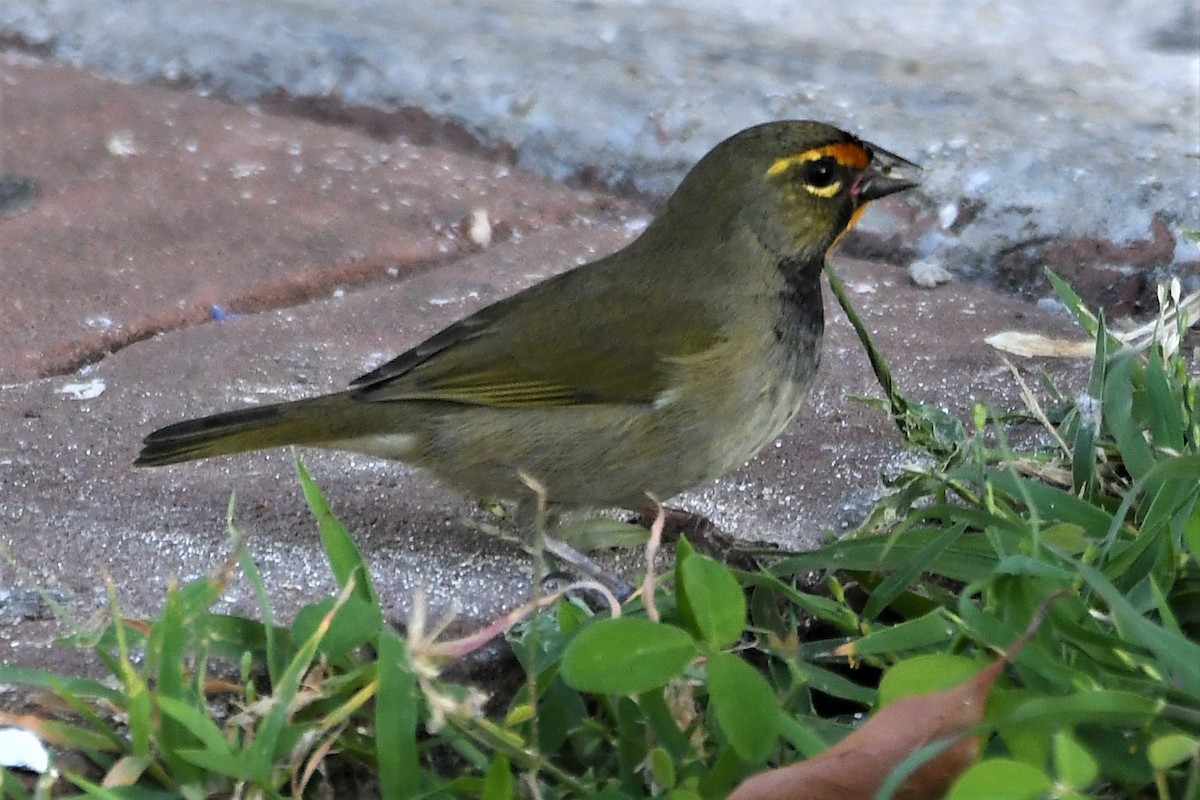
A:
<box><xmin>0</xmin><ymin>56</ymin><xmax>633</xmax><ymax>382</ymax></box>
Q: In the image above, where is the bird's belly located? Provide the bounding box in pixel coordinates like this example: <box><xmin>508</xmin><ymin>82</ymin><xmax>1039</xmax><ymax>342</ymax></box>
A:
<box><xmin>704</xmin><ymin>372</ymin><xmax>810</xmax><ymax>480</ymax></box>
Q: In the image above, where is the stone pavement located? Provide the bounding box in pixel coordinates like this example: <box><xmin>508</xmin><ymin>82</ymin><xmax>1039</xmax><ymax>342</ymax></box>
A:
<box><xmin>1</xmin><ymin>54</ymin><xmax>1095</xmax><ymax>676</ymax></box>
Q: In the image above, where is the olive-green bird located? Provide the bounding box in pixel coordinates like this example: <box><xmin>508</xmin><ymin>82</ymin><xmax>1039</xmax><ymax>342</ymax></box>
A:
<box><xmin>137</xmin><ymin>120</ymin><xmax>917</xmax><ymax>514</ymax></box>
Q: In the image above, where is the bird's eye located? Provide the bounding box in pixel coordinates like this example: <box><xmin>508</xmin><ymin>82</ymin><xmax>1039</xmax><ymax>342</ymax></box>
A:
<box><xmin>801</xmin><ymin>157</ymin><xmax>838</xmax><ymax>189</ymax></box>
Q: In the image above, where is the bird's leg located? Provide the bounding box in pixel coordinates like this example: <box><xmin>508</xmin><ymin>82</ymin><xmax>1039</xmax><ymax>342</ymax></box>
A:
<box><xmin>515</xmin><ymin>499</ymin><xmax>636</xmax><ymax>602</ymax></box>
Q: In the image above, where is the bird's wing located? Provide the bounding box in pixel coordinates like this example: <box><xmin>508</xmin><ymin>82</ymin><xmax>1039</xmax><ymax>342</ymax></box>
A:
<box><xmin>349</xmin><ymin>267</ymin><xmax>723</xmax><ymax>409</ymax></box>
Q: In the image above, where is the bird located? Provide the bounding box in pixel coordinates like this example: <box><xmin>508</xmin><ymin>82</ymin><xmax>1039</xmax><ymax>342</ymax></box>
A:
<box><xmin>137</xmin><ymin>120</ymin><xmax>917</xmax><ymax>526</ymax></box>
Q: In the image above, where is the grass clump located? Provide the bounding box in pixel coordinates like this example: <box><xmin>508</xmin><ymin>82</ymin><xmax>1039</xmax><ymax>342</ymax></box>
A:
<box><xmin>1</xmin><ymin>267</ymin><xmax>1198</xmax><ymax>799</ymax></box>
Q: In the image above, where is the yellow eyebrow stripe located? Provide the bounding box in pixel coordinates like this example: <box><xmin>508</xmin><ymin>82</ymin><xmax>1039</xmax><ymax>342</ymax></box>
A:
<box><xmin>767</xmin><ymin>142</ymin><xmax>871</xmax><ymax>177</ymax></box>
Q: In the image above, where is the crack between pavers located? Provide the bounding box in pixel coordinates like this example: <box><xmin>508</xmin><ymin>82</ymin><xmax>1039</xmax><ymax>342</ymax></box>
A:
<box><xmin>35</xmin><ymin>247</ymin><xmax>492</xmax><ymax>380</ymax></box>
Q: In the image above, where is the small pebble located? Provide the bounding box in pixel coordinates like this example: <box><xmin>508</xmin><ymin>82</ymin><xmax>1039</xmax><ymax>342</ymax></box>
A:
<box><xmin>908</xmin><ymin>259</ymin><xmax>953</xmax><ymax>288</ymax></box>
<box><xmin>467</xmin><ymin>208</ymin><xmax>492</xmax><ymax>248</ymax></box>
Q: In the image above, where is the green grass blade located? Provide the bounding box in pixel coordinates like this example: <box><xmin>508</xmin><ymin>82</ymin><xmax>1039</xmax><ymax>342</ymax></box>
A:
<box><xmin>1105</xmin><ymin>353</ymin><xmax>1156</xmax><ymax>481</ymax></box>
<box><xmin>1076</xmin><ymin>562</ymin><xmax>1200</xmax><ymax>696</ymax></box>
<box><xmin>376</xmin><ymin>629</ymin><xmax>422</xmax><ymax>799</ymax></box>
<box><xmin>296</xmin><ymin>455</ymin><xmax>379</xmax><ymax>607</ymax></box>
<box><xmin>862</xmin><ymin>523</ymin><xmax>966</xmax><ymax>619</ymax></box>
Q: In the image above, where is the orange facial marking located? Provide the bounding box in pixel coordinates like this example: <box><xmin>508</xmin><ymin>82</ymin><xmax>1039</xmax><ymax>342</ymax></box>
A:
<box><xmin>766</xmin><ymin>141</ymin><xmax>871</xmax><ymax>179</ymax></box>
<box><xmin>807</xmin><ymin>141</ymin><xmax>871</xmax><ymax>169</ymax></box>
<box><xmin>828</xmin><ymin>204</ymin><xmax>868</xmax><ymax>253</ymax></box>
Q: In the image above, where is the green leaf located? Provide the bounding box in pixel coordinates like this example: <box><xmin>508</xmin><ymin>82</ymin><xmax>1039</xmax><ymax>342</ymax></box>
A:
<box><xmin>741</xmin><ymin>570</ymin><xmax>861</xmax><ymax>631</ymax></box>
<box><xmin>863</xmin><ymin>523</ymin><xmax>966</xmax><ymax>619</ymax></box>
<box><xmin>376</xmin><ymin>630</ymin><xmax>420</xmax><ymax>799</ymax></box>
<box><xmin>773</xmin><ymin>526</ymin><xmax>1005</xmax><ymax>585</ymax></box>
<box><xmin>1046</xmin><ymin>268</ymin><xmax>1101</xmax><ymax>339</ymax></box>
<box><xmin>706</xmin><ymin>652</ymin><xmax>779</xmax><ymax>764</ymax></box>
<box><xmin>945</xmin><ymin>758</ymin><xmax>1053</xmax><ymax>800</ymax></box>
<box><xmin>1145</xmin><ymin>345</ymin><xmax>1184</xmax><ymax>452</ymax></box>
<box><xmin>174</xmin><ymin>746</ymin><xmax>258</xmax><ymax>781</ymax></box>
<box><xmin>237</xmin><ymin>539</ymin><xmax>286</xmax><ymax>683</ymax></box>
<box><xmin>296</xmin><ymin>456</ymin><xmax>378</xmax><ymax>607</ymax></box>
<box><xmin>292</xmin><ymin>595</ymin><xmax>383</xmax><ymax>662</ymax></box>
<box><xmin>245</xmin><ymin>585</ymin><xmax>349</xmax><ymax>781</ymax></box>
<box><xmin>1186</xmin><ymin>507</ymin><xmax>1200</xmax><ymax>566</ymax></box>
<box><xmin>561</xmin><ymin>617</ymin><xmax>697</xmax><ymax>694</ymax></box>
<box><xmin>1147</xmin><ymin>733</ymin><xmax>1199</xmax><ymax>770</ymax></box>
<box><xmin>1077</xmin><ymin>561</ymin><xmax>1200</xmax><ymax>696</ymax></box>
<box><xmin>557</xmin><ymin>517</ymin><xmax>650</xmax><ymax>550</ymax></box>
<box><xmin>982</xmin><ymin>469</ymin><xmax>1114</xmax><ymax>536</ymax></box>
<box><xmin>482</xmin><ymin>754</ymin><xmax>514</xmax><ymax>800</ymax></box>
<box><xmin>677</xmin><ymin>549</ymin><xmax>746</xmax><ymax>648</ymax></box>
<box><xmin>1001</xmin><ymin>689</ymin><xmax>1163</xmax><ymax>728</ymax></box>
<box><xmin>877</xmin><ymin>654</ymin><xmax>981</xmax><ymax>706</ymax></box>
<box><xmin>789</xmin><ymin>658</ymin><xmax>877</xmax><ymax>705</ymax></box>
<box><xmin>1053</xmin><ymin>730</ymin><xmax>1099</xmax><ymax>789</ymax></box>
<box><xmin>1104</xmin><ymin>353</ymin><xmax>1156</xmax><ymax>481</ymax></box>
<box><xmin>839</xmin><ymin>611</ymin><xmax>958</xmax><ymax>659</ymax></box>
<box><xmin>152</xmin><ymin>583</ymin><xmax>206</xmax><ymax>784</ymax></box>
<box><xmin>648</xmin><ymin>747</ymin><xmax>676</xmax><ymax>789</ymax></box>
<box><xmin>156</xmin><ymin>695</ymin><xmax>236</xmax><ymax>761</ymax></box>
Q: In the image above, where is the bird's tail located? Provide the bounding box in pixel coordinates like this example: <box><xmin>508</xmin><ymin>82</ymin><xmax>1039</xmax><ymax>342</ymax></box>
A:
<box><xmin>135</xmin><ymin>393</ymin><xmax>377</xmax><ymax>466</ymax></box>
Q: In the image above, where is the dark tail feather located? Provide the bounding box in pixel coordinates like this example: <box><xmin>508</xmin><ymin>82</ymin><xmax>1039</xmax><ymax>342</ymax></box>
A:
<box><xmin>135</xmin><ymin>396</ymin><xmax>355</xmax><ymax>466</ymax></box>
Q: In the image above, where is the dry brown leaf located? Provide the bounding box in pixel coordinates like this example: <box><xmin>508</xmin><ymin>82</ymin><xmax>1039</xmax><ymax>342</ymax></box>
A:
<box><xmin>984</xmin><ymin>331</ymin><xmax>1094</xmax><ymax>358</ymax></box>
<box><xmin>730</xmin><ymin>592</ymin><xmax>1066</xmax><ymax>800</ymax></box>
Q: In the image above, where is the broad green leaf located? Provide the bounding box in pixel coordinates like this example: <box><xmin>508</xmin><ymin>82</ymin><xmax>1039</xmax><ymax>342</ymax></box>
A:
<box><xmin>1053</xmin><ymin>730</ymin><xmax>1099</xmax><ymax>789</ymax></box>
<box><xmin>561</xmin><ymin>618</ymin><xmax>696</xmax><ymax>694</ymax></box>
<box><xmin>877</xmin><ymin>654</ymin><xmax>981</xmax><ymax>706</ymax></box>
<box><xmin>945</xmin><ymin>758</ymin><xmax>1052</xmax><ymax>800</ymax></box>
<box><xmin>648</xmin><ymin>747</ymin><xmax>676</xmax><ymax>789</ymax></box>
<box><xmin>677</xmin><ymin>550</ymin><xmax>745</xmax><ymax>648</ymax></box>
<box><xmin>1148</xmin><ymin>733</ymin><xmax>1199</xmax><ymax>770</ymax></box>
<box><xmin>706</xmin><ymin>651</ymin><xmax>780</xmax><ymax>763</ymax></box>
<box><xmin>1040</xmin><ymin>523</ymin><xmax>1089</xmax><ymax>555</ymax></box>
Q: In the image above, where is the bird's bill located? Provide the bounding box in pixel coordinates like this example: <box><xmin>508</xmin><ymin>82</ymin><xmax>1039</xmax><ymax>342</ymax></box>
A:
<box><xmin>854</xmin><ymin>170</ymin><xmax>919</xmax><ymax>204</ymax></box>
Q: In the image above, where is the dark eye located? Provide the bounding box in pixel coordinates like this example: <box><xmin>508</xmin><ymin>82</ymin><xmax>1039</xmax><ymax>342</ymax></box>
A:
<box><xmin>801</xmin><ymin>157</ymin><xmax>838</xmax><ymax>189</ymax></box>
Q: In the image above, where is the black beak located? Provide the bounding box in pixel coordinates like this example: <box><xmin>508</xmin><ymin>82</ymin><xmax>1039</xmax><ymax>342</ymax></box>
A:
<box><xmin>856</xmin><ymin>140</ymin><xmax>920</xmax><ymax>203</ymax></box>
<box><xmin>855</xmin><ymin>170</ymin><xmax>919</xmax><ymax>203</ymax></box>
